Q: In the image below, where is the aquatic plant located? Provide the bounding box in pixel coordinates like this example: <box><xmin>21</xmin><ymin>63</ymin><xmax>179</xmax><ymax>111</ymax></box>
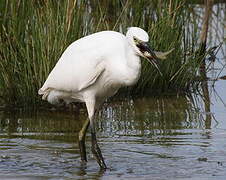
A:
<box><xmin>0</xmin><ymin>0</ymin><xmax>216</xmax><ymax>107</ymax></box>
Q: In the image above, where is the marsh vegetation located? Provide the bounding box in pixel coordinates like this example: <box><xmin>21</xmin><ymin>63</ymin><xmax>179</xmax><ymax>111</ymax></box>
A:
<box><xmin>1</xmin><ymin>0</ymin><xmax>224</xmax><ymax>107</ymax></box>
<box><xmin>0</xmin><ymin>0</ymin><xmax>226</xmax><ymax>179</ymax></box>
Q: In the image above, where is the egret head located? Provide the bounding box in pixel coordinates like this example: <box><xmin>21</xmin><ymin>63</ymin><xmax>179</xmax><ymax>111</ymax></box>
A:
<box><xmin>126</xmin><ymin>27</ymin><xmax>160</xmax><ymax>69</ymax></box>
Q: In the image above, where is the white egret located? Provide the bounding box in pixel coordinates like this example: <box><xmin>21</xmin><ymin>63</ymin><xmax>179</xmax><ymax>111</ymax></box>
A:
<box><xmin>38</xmin><ymin>27</ymin><xmax>173</xmax><ymax>169</ymax></box>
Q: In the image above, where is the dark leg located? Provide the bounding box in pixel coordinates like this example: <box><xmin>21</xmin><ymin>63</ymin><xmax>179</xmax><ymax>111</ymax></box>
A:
<box><xmin>90</xmin><ymin>120</ymin><xmax>107</xmax><ymax>169</ymax></box>
<box><xmin>78</xmin><ymin>118</ymin><xmax>90</xmax><ymax>162</ymax></box>
<box><xmin>85</xmin><ymin>99</ymin><xmax>107</xmax><ymax>169</ymax></box>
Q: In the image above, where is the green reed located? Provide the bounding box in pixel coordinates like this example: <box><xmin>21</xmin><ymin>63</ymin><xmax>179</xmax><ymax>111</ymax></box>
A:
<box><xmin>0</xmin><ymin>0</ymin><xmax>207</xmax><ymax>107</ymax></box>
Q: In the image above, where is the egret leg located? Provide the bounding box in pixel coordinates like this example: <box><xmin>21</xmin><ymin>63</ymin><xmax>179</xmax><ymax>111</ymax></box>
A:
<box><xmin>78</xmin><ymin>118</ymin><xmax>90</xmax><ymax>162</ymax></box>
<box><xmin>90</xmin><ymin>119</ymin><xmax>107</xmax><ymax>169</ymax></box>
<box><xmin>85</xmin><ymin>99</ymin><xmax>107</xmax><ymax>169</ymax></box>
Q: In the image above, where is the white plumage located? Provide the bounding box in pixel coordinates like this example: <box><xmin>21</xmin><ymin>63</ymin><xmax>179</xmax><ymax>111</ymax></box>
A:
<box><xmin>39</xmin><ymin>28</ymin><xmax>145</xmax><ymax>106</ymax></box>
<box><xmin>38</xmin><ymin>27</ymin><xmax>169</xmax><ymax>169</ymax></box>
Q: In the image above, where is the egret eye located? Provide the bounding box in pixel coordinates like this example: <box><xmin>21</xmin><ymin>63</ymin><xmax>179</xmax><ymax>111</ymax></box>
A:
<box><xmin>133</xmin><ymin>37</ymin><xmax>139</xmax><ymax>44</ymax></box>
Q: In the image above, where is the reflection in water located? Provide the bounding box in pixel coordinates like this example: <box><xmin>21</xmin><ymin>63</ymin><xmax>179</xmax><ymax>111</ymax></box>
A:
<box><xmin>0</xmin><ymin>95</ymin><xmax>205</xmax><ymax>141</ymax></box>
<box><xmin>201</xmin><ymin>80</ymin><xmax>212</xmax><ymax>129</ymax></box>
<box><xmin>98</xmin><ymin>96</ymin><xmax>204</xmax><ymax>137</ymax></box>
<box><xmin>0</xmin><ymin>2</ymin><xmax>225</xmax><ymax>179</ymax></box>
<box><xmin>1</xmin><ymin>94</ymin><xmax>226</xmax><ymax>179</ymax></box>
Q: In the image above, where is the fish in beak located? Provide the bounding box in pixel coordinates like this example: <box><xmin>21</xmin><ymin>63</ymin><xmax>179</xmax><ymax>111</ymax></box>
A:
<box><xmin>137</xmin><ymin>41</ymin><xmax>174</xmax><ymax>74</ymax></box>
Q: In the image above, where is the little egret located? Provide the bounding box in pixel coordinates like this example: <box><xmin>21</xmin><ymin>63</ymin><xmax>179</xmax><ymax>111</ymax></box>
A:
<box><xmin>38</xmin><ymin>27</ymin><xmax>173</xmax><ymax>169</ymax></box>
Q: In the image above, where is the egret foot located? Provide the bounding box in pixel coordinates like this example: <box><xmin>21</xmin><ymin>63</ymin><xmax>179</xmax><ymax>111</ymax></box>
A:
<box><xmin>91</xmin><ymin>132</ymin><xmax>107</xmax><ymax>169</ymax></box>
<box><xmin>78</xmin><ymin>118</ymin><xmax>90</xmax><ymax>162</ymax></box>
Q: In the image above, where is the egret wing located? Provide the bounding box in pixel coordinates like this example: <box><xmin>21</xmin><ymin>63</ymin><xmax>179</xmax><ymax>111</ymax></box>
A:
<box><xmin>78</xmin><ymin>61</ymin><xmax>105</xmax><ymax>91</ymax></box>
<box><xmin>39</xmin><ymin>43</ymin><xmax>106</xmax><ymax>94</ymax></box>
<box><xmin>39</xmin><ymin>30</ymin><xmax>127</xmax><ymax>96</ymax></box>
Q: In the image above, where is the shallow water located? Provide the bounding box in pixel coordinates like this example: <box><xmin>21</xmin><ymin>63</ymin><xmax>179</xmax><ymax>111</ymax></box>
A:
<box><xmin>1</xmin><ymin>2</ymin><xmax>226</xmax><ymax>180</ymax></box>
<box><xmin>0</xmin><ymin>92</ymin><xmax>226</xmax><ymax>180</ymax></box>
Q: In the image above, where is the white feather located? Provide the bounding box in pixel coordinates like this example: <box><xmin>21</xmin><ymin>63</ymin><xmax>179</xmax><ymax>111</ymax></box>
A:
<box><xmin>38</xmin><ymin>27</ymin><xmax>152</xmax><ymax>105</ymax></box>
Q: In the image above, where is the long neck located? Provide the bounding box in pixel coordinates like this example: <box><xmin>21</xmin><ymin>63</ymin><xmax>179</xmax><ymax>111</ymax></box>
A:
<box><xmin>127</xmin><ymin>48</ymin><xmax>141</xmax><ymax>72</ymax></box>
<box><xmin>122</xmin><ymin>44</ymin><xmax>141</xmax><ymax>86</ymax></box>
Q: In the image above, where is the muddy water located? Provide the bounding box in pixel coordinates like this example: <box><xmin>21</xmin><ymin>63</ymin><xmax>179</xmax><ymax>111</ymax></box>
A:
<box><xmin>0</xmin><ymin>92</ymin><xmax>226</xmax><ymax>180</ymax></box>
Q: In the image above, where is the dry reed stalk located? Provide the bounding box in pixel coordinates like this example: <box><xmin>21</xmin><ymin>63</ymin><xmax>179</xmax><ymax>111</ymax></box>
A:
<box><xmin>66</xmin><ymin>0</ymin><xmax>77</xmax><ymax>34</ymax></box>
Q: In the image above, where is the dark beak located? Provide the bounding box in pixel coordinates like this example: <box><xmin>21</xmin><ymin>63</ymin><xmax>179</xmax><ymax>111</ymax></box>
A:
<box><xmin>137</xmin><ymin>42</ymin><xmax>162</xmax><ymax>75</ymax></box>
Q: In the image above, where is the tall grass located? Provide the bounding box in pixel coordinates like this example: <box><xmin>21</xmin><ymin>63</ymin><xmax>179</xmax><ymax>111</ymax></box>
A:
<box><xmin>0</xmin><ymin>0</ymin><xmax>209</xmax><ymax>107</ymax></box>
